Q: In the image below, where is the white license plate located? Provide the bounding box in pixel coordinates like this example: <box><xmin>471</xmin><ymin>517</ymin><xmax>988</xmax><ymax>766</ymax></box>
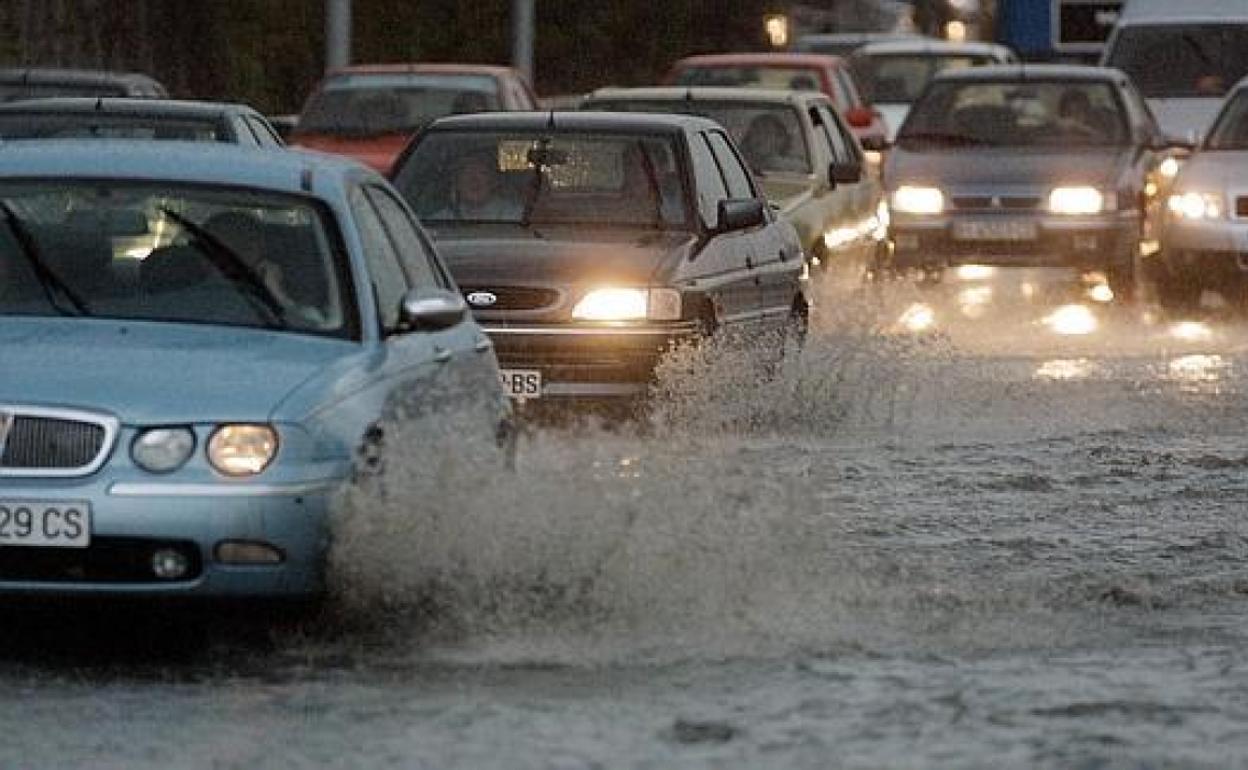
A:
<box><xmin>953</xmin><ymin>220</ymin><xmax>1037</xmax><ymax>241</ymax></box>
<box><xmin>499</xmin><ymin>369</ymin><xmax>542</xmax><ymax>399</ymax></box>
<box><xmin>0</xmin><ymin>501</ymin><xmax>90</xmax><ymax>548</ymax></box>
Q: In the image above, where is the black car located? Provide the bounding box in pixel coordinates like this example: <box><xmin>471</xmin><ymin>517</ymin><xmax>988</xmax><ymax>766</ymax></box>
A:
<box><xmin>0</xmin><ymin>98</ymin><xmax>285</xmax><ymax>147</ymax></box>
<box><xmin>390</xmin><ymin>111</ymin><xmax>807</xmax><ymax>402</ymax></box>
<box><xmin>0</xmin><ymin>67</ymin><xmax>167</xmax><ymax>101</ymax></box>
<box><xmin>883</xmin><ymin>64</ymin><xmax>1179</xmax><ymax>301</ymax></box>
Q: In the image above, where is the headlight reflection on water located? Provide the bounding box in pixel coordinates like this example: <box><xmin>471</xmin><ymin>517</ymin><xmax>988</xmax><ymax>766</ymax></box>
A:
<box><xmin>1042</xmin><ymin>304</ymin><xmax>1098</xmax><ymax>336</ymax></box>
<box><xmin>1169</xmin><ymin>321</ymin><xmax>1214</xmax><ymax>342</ymax></box>
<box><xmin>1035</xmin><ymin>358</ymin><xmax>1099</xmax><ymax>381</ymax></box>
<box><xmin>897</xmin><ymin>302</ymin><xmax>936</xmax><ymax>333</ymax></box>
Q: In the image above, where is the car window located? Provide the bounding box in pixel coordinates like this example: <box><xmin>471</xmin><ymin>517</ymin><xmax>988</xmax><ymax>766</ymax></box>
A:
<box><xmin>349</xmin><ymin>186</ymin><xmax>410</xmax><ymax>331</ymax></box>
<box><xmin>395</xmin><ymin>130</ymin><xmax>688</xmax><ymax>228</ymax></box>
<box><xmin>363</xmin><ymin>186</ymin><xmax>445</xmax><ymax>289</ymax></box>
<box><xmin>1205</xmin><ymin>89</ymin><xmax>1248</xmax><ymax>150</ymax></box>
<box><xmin>675</xmin><ymin>65</ymin><xmax>823</xmax><ymax>93</ymax></box>
<box><xmin>0</xmin><ymin>181</ymin><xmax>353</xmax><ymax>337</ymax></box>
<box><xmin>899</xmin><ymin>79</ymin><xmax>1131</xmax><ymax>148</ymax></box>
<box><xmin>689</xmin><ymin>133</ymin><xmax>728</xmax><ymax>226</ymax></box>
<box><xmin>705</xmin><ymin>131</ymin><xmax>754</xmax><ymax>199</ymax></box>
<box><xmin>849</xmin><ymin>53</ymin><xmax>1000</xmax><ymax>104</ymax></box>
<box><xmin>0</xmin><ymin>114</ymin><xmax>226</xmax><ymax>141</ymax></box>
<box><xmin>816</xmin><ymin>103</ymin><xmax>856</xmax><ymax>163</ymax></box>
<box><xmin>298</xmin><ymin>73</ymin><xmax>502</xmax><ymax>135</ymax></box>
<box><xmin>832</xmin><ymin>68</ymin><xmax>858</xmax><ymax>108</ymax></box>
<box><xmin>1105</xmin><ymin>23</ymin><xmax>1248</xmax><ymax>99</ymax></box>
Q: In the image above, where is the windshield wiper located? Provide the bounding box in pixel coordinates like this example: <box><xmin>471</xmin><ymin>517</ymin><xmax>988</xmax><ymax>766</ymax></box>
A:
<box><xmin>897</xmin><ymin>130</ymin><xmax>993</xmax><ymax>146</ymax></box>
<box><xmin>0</xmin><ymin>201</ymin><xmax>90</xmax><ymax>316</ymax></box>
<box><xmin>158</xmin><ymin>207</ymin><xmax>286</xmax><ymax>329</ymax></box>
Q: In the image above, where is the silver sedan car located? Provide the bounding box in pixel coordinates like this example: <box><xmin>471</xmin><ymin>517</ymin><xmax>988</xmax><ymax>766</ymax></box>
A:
<box><xmin>1156</xmin><ymin>76</ymin><xmax>1248</xmax><ymax>310</ymax></box>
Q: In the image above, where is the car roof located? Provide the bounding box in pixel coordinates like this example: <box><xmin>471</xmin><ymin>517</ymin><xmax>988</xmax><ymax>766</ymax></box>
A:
<box><xmin>931</xmin><ymin>64</ymin><xmax>1126</xmax><ymax>84</ymax></box>
<box><xmin>795</xmin><ymin>32</ymin><xmax>924</xmax><ymax>47</ymax></box>
<box><xmin>0</xmin><ymin>97</ymin><xmax>259</xmax><ymax>119</ymax></box>
<box><xmin>0</xmin><ymin>140</ymin><xmax>368</xmax><ymax>192</ymax></box>
<box><xmin>0</xmin><ymin>67</ymin><xmax>164</xmax><ymax>89</ymax></box>
<box><xmin>851</xmin><ymin>39</ymin><xmax>1015</xmax><ymax>58</ymax></box>
<box><xmin>585</xmin><ymin>86</ymin><xmax>828</xmax><ymax>108</ymax></box>
<box><xmin>671</xmin><ymin>52</ymin><xmax>846</xmax><ymax>68</ymax></box>
<box><xmin>423</xmin><ymin>110</ymin><xmax>721</xmax><ymax>134</ymax></box>
<box><xmin>325</xmin><ymin>63</ymin><xmax>518</xmax><ymax>79</ymax></box>
<box><xmin>1116</xmin><ymin>0</ymin><xmax>1248</xmax><ymax>23</ymax></box>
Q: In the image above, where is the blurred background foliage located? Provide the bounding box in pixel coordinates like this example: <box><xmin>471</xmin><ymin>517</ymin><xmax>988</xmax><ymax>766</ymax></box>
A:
<box><xmin>0</xmin><ymin>0</ymin><xmax>776</xmax><ymax>113</ymax></box>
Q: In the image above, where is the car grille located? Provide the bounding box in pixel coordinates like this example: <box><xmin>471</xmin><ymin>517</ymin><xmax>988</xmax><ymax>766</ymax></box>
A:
<box><xmin>0</xmin><ymin>408</ymin><xmax>116</xmax><ymax>476</ymax></box>
<box><xmin>951</xmin><ymin>195</ymin><xmax>1043</xmax><ymax>212</ymax></box>
<box><xmin>0</xmin><ymin>538</ymin><xmax>202</xmax><ymax>583</ymax></box>
<box><xmin>462</xmin><ymin>286</ymin><xmax>560</xmax><ymax>312</ymax></box>
<box><xmin>1236</xmin><ymin>196</ymin><xmax>1248</xmax><ymax>218</ymax></box>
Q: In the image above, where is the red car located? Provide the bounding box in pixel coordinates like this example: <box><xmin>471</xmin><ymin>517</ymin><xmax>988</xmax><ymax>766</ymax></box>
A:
<box><xmin>664</xmin><ymin>52</ymin><xmax>889</xmax><ymax>150</ymax></box>
<box><xmin>290</xmin><ymin>63</ymin><xmax>538</xmax><ymax>174</ymax></box>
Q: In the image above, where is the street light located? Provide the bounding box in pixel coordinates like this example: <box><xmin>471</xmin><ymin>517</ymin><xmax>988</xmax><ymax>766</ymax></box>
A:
<box><xmin>765</xmin><ymin>14</ymin><xmax>789</xmax><ymax>48</ymax></box>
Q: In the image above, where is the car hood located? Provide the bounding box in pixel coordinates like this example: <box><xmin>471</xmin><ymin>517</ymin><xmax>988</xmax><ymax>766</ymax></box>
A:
<box><xmin>0</xmin><ymin>318</ymin><xmax>356</xmax><ymax>425</ymax></box>
<box><xmin>290</xmin><ymin>132</ymin><xmax>411</xmax><ymax>174</ymax></box>
<box><xmin>1147</xmin><ymin>98</ymin><xmax>1223</xmax><ymax>144</ymax></box>
<box><xmin>427</xmin><ymin>224</ymin><xmax>697</xmax><ymax>322</ymax></box>
<box><xmin>1173</xmin><ymin>149</ymin><xmax>1248</xmax><ymax>189</ymax></box>
<box><xmin>885</xmin><ymin>146</ymin><xmax>1128</xmax><ymax>191</ymax></box>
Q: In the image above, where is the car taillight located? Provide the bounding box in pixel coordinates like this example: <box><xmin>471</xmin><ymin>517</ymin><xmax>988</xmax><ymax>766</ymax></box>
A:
<box><xmin>845</xmin><ymin>106</ymin><xmax>875</xmax><ymax>128</ymax></box>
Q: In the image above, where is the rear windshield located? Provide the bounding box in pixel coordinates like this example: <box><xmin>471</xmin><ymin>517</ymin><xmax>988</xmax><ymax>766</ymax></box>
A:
<box><xmin>1104</xmin><ymin>24</ymin><xmax>1248</xmax><ymax>98</ymax></box>
<box><xmin>0</xmin><ymin>114</ymin><xmax>226</xmax><ymax>141</ymax></box>
<box><xmin>899</xmin><ymin>79</ymin><xmax>1129</xmax><ymax>148</ymax></box>
<box><xmin>298</xmin><ymin>73</ymin><xmax>501</xmax><ymax>136</ymax></box>
<box><xmin>673</xmin><ymin>65</ymin><xmax>824</xmax><ymax>93</ymax></box>
<box><xmin>394</xmin><ymin>131</ymin><xmax>689</xmax><ymax>229</ymax></box>
<box><xmin>849</xmin><ymin>53</ymin><xmax>1000</xmax><ymax>104</ymax></box>
<box><xmin>586</xmin><ymin>100</ymin><xmax>811</xmax><ymax>175</ymax></box>
<box><xmin>0</xmin><ymin>83</ymin><xmax>130</xmax><ymax>101</ymax></box>
<box><xmin>1204</xmin><ymin>89</ymin><xmax>1248</xmax><ymax>150</ymax></box>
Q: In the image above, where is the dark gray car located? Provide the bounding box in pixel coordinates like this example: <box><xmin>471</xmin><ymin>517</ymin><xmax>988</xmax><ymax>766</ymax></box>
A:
<box><xmin>390</xmin><ymin>112</ymin><xmax>806</xmax><ymax>402</ymax></box>
<box><xmin>883</xmin><ymin>64</ymin><xmax>1175</xmax><ymax>300</ymax></box>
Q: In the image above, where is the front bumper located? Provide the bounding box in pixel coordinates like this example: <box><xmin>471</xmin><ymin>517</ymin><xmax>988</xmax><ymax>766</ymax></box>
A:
<box><xmin>890</xmin><ymin>212</ymin><xmax>1138</xmax><ymax>271</ymax></box>
<box><xmin>1160</xmin><ymin>216</ymin><xmax>1248</xmax><ymax>278</ymax></box>
<box><xmin>0</xmin><ymin>477</ymin><xmax>339</xmax><ymax>598</ymax></box>
<box><xmin>485</xmin><ymin>321</ymin><xmax>702</xmax><ymax>399</ymax></box>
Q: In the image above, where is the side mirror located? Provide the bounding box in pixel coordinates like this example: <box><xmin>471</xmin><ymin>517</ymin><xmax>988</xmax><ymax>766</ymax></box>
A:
<box><xmin>397</xmin><ymin>287</ymin><xmax>467</xmax><ymax>332</ymax></box>
<box><xmin>715</xmin><ymin>198</ymin><xmax>766</xmax><ymax>232</ymax></box>
<box><xmin>830</xmin><ymin>160</ymin><xmax>863</xmax><ymax>185</ymax></box>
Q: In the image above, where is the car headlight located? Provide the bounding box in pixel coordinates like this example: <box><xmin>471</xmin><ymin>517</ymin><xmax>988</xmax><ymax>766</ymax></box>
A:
<box><xmin>131</xmin><ymin>427</ymin><xmax>195</xmax><ymax>473</ymax></box>
<box><xmin>1048</xmin><ymin>186</ymin><xmax>1105</xmax><ymax>215</ymax></box>
<box><xmin>207</xmin><ymin>424</ymin><xmax>278</xmax><ymax>477</ymax></box>
<box><xmin>571</xmin><ymin>287</ymin><xmax>681</xmax><ymax>321</ymax></box>
<box><xmin>1167</xmin><ymin>191</ymin><xmax>1223</xmax><ymax>220</ymax></box>
<box><xmin>1157</xmin><ymin>156</ymin><xmax>1182</xmax><ymax>179</ymax></box>
<box><xmin>890</xmin><ymin>186</ymin><xmax>944</xmax><ymax>215</ymax></box>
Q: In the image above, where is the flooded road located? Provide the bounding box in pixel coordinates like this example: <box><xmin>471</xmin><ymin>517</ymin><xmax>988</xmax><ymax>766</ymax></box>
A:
<box><xmin>7</xmin><ymin>276</ymin><xmax>1248</xmax><ymax>769</ymax></box>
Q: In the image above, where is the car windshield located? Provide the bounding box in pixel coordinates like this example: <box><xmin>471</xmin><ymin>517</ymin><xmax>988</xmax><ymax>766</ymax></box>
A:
<box><xmin>0</xmin><ymin>114</ymin><xmax>225</xmax><ymax>141</ymax></box>
<box><xmin>0</xmin><ymin>181</ymin><xmax>351</xmax><ymax>337</ymax></box>
<box><xmin>587</xmin><ymin>100</ymin><xmax>811</xmax><ymax>175</ymax></box>
<box><xmin>1105</xmin><ymin>24</ymin><xmax>1248</xmax><ymax>99</ymax></box>
<box><xmin>674</xmin><ymin>65</ymin><xmax>824</xmax><ymax>93</ymax></box>
<box><xmin>898</xmin><ymin>79</ymin><xmax>1130</xmax><ymax>148</ymax></box>
<box><xmin>298</xmin><ymin>73</ymin><xmax>501</xmax><ymax>136</ymax></box>
<box><xmin>849</xmin><ymin>53</ymin><xmax>998</xmax><ymax>104</ymax></box>
<box><xmin>395</xmin><ymin>131</ymin><xmax>689</xmax><ymax>228</ymax></box>
<box><xmin>1204</xmin><ymin>89</ymin><xmax>1248</xmax><ymax>150</ymax></box>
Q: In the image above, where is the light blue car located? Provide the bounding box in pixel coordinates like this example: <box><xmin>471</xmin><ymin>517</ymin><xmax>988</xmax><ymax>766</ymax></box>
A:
<box><xmin>0</xmin><ymin>141</ymin><xmax>508</xmax><ymax>601</ymax></box>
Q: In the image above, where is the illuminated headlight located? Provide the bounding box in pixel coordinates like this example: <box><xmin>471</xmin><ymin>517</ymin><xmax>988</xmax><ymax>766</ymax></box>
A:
<box><xmin>207</xmin><ymin>424</ymin><xmax>278</xmax><ymax>477</ymax></box>
<box><xmin>890</xmin><ymin>186</ymin><xmax>944</xmax><ymax>215</ymax></box>
<box><xmin>1157</xmin><ymin>157</ymin><xmax>1181</xmax><ymax>179</ymax></box>
<box><xmin>1167</xmin><ymin>191</ymin><xmax>1223</xmax><ymax>220</ymax></box>
<box><xmin>571</xmin><ymin>287</ymin><xmax>681</xmax><ymax>321</ymax></box>
<box><xmin>1048</xmin><ymin>186</ymin><xmax>1105</xmax><ymax>215</ymax></box>
<box><xmin>131</xmin><ymin>427</ymin><xmax>195</xmax><ymax>473</ymax></box>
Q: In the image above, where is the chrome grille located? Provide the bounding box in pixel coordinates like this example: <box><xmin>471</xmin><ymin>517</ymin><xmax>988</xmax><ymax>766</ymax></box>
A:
<box><xmin>951</xmin><ymin>195</ymin><xmax>1042</xmax><ymax>211</ymax></box>
<box><xmin>0</xmin><ymin>407</ymin><xmax>117</xmax><ymax>476</ymax></box>
<box><xmin>462</xmin><ymin>286</ymin><xmax>559</xmax><ymax>311</ymax></box>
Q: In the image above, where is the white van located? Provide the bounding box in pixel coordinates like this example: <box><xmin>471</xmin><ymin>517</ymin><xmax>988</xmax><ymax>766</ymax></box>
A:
<box><xmin>1100</xmin><ymin>0</ymin><xmax>1248</xmax><ymax>141</ymax></box>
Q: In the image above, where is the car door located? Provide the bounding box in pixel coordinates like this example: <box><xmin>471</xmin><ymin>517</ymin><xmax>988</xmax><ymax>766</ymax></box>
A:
<box><xmin>705</xmin><ymin>128</ymin><xmax>798</xmax><ymax>329</ymax></box>
<box><xmin>687</xmin><ymin>130</ymin><xmax>762</xmax><ymax>329</ymax></box>
<box><xmin>363</xmin><ymin>183</ymin><xmax>499</xmax><ymax>405</ymax></box>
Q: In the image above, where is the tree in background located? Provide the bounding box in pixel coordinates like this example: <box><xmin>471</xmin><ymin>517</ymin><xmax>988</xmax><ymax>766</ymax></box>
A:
<box><xmin>0</xmin><ymin>0</ymin><xmax>772</xmax><ymax>113</ymax></box>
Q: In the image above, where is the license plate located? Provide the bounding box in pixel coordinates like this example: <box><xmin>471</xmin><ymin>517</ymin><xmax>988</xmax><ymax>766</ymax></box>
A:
<box><xmin>953</xmin><ymin>220</ymin><xmax>1037</xmax><ymax>241</ymax></box>
<box><xmin>499</xmin><ymin>369</ymin><xmax>542</xmax><ymax>399</ymax></box>
<box><xmin>0</xmin><ymin>501</ymin><xmax>90</xmax><ymax>548</ymax></box>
